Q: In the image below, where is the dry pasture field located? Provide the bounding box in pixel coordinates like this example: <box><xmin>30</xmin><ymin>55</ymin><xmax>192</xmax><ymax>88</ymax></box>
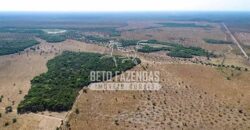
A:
<box><xmin>65</xmin><ymin>59</ymin><xmax>250</xmax><ymax>130</ymax></box>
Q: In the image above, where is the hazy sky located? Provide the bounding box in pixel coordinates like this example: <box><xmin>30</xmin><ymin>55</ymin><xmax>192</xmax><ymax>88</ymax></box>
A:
<box><xmin>0</xmin><ymin>0</ymin><xmax>250</xmax><ymax>12</ymax></box>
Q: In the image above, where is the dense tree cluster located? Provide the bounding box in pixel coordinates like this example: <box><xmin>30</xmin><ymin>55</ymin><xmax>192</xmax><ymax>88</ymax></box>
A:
<box><xmin>137</xmin><ymin>45</ymin><xmax>170</xmax><ymax>53</ymax></box>
<box><xmin>0</xmin><ymin>39</ymin><xmax>39</xmax><ymax>55</ymax></box>
<box><xmin>38</xmin><ymin>34</ymin><xmax>66</xmax><ymax>43</ymax></box>
<box><xmin>119</xmin><ymin>39</ymin><xmax>138</xmax><ymax>47</ymax></box>
<box><xmin>136</xmin><ymin>39</ymin><xmax>213</xmax><ymax>58</ymax></box>
<box><xmin>0</xmin><ymin>27</ymin><xmax>120</xmax><ymax>43</ymax></box>
<box><xmin>84</xmin><ymin>35</ymin><xmax>110</xmax><ymax>43</ymax></box>
<box><xmin>167</xmin><ymin>45</ymin><xmax>210</xmax><ymax>58</ymax></box>
<box><xmin>18</xmin><ymin>51</ymin><xmax>140</xmax><ymax>113</ymax></box>
<box><xmin>203</xmin><ymin>39</ymin><xmax>233</xmax><ymax>44</ymax></box>
<box><xmin>158</xmin><ymin>22</ymin><xmax>211</xmax><ymax>28</ymax></box>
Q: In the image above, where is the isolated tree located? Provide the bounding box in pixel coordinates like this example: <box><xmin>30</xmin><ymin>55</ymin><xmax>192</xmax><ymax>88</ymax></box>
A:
<box><xmin>4</xmin><ymin>122</ymin><xmax>9</xmax><ymax>127</ymax></box>
<box><xmin>12</xmin><ymin>118</ymin><xmax>17</xmax><ymax>123</ymax></box>
<box><xmin>5</xmin><ymin>106</ymin><xmax>12</xmax><ymax>113</ymax></box>
<box><xmin>75</xmin><ymin>108</ymin><xmax>79</xmax><ymax>114</ymax></box>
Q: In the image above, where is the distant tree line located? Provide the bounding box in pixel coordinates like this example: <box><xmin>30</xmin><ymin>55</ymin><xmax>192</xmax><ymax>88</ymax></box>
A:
<box><xmin>136</xmin><ymin>39</ymin><xmax>214</xmax><ymax>58</ymax></box>
<box><xmin>0</xmin><ymin>39</ymin><xmax>39</xmax><ymax>56</ymax></box>
<box><xmin>137</xmin><ymin>45</ymin><xmax>171</xmax><ymax>53</ymax></box>
<box><xmin>158</xmin><ymin>22</ymin><xmax>211</xmax><ymax>28</ymax></box>
<box><xmin>119</xmin><ymin>39</ymin><xmax>138</xmax><ymax>47</ymax></box>
<box><xmin>38</xmin><ymin>34</ymin><xmax>66</xmax><ymax>43</ymax></box>
<box><xmin>203</xmin><ymin>39</ymin><xmax>233</xmax><ymax>44</ymax></box>
<box><xmin>167</xmin><ymin>45</ymin><xmax>211</xmax><ymax>58</ymax></box>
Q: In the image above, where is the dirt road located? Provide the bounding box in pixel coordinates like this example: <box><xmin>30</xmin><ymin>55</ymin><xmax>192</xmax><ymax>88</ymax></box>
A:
<box><xmin>222</xmin><ymin>23</ymin><xmax>249</xmax><ymax>59</ymax></box>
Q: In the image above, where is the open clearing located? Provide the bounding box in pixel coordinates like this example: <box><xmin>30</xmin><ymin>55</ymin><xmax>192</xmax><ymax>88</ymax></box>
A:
<box><xmin>64</xmin><ymin>59</ymin><xmax>250</xmax><ymax>130</ymax></box>
<box><xmin>119</xmin><ymin>21</ymin><xmax>230</xmax><ymax>53</ymax></box>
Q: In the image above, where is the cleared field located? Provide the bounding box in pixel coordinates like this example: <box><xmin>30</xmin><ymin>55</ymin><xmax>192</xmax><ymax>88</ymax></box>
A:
<box><xmin>236</xmin><ymin>32</ymin><xmax>250</xmax><ymax>47</ymax></box>
<box><xmin>64</xmin><ymin>59</ymin><xmax>250</xmax><ymax>130</ymax></box>
<box><xmin>235</xmin><ymin>32</ymin><xmax>250</xmax><ymax>56</ymax></box>
<box><xmin>120</xmin><ymin>21</ymin><xmax>229</xmax><ymax>53</ymax></box>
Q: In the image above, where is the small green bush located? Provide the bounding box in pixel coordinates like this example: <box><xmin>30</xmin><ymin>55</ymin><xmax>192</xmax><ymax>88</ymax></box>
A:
<box><xmin>4</xmin><ymin>122</ymin><xmax>9</xmax><ymax>127</ymax></box>
<box><xmin>75</xmin><ymin>108</ymin><xmax>79</xmax><ymax>114</ymax></box>
<box><xmin>12</xmin><ymin>118</ymin><xmax>17</xmax><ymax>123</ymax></box>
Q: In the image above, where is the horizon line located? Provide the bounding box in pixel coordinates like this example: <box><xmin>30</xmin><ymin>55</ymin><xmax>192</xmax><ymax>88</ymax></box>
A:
<box><xmin>1</xmin><ymin>10</ymin><xmax>250</xmax><ymax>13</ymax></box>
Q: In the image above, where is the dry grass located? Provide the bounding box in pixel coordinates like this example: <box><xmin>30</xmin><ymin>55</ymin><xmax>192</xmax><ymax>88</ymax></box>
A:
<box><xmin>120</xmin><ymin>21</ymin><xmax>229</xmax><ymax>52</ymax></box>
<box><xmin>64</xmin><ymin>55</ymin><xmax>250</xmax><ymax>130</ymax></box>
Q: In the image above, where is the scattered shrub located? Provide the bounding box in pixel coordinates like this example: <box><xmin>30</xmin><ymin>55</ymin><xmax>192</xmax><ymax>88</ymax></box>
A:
<box><xmin>4</xmin><ymin>122</ymin><xmax>9</xmax><ymax>127</ymax></box>
<box><xmin>115</xmin><ymin>120</ymin><xmax>119</xmax><ymax>126</ymax></box>
<box><xmin>12</xmin><ymin>118</ymin><xmax>17</xmax><ymax>123</ymax></box>
<box><xmin>75</xmin><ymin>108</ymin><xmax>79</xmax><ymax>114</ymax></box>
<box><xmin>5</xmin><ymin>106</ymin><xmax>12</xmax><ymax>113</ymax></box>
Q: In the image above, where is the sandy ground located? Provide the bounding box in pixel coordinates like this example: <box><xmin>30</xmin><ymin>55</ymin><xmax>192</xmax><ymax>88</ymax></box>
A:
<box><xmin>64</xmin><ymin>56</ymin><xmax>250</xmax><ymax>130</ymax></box>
